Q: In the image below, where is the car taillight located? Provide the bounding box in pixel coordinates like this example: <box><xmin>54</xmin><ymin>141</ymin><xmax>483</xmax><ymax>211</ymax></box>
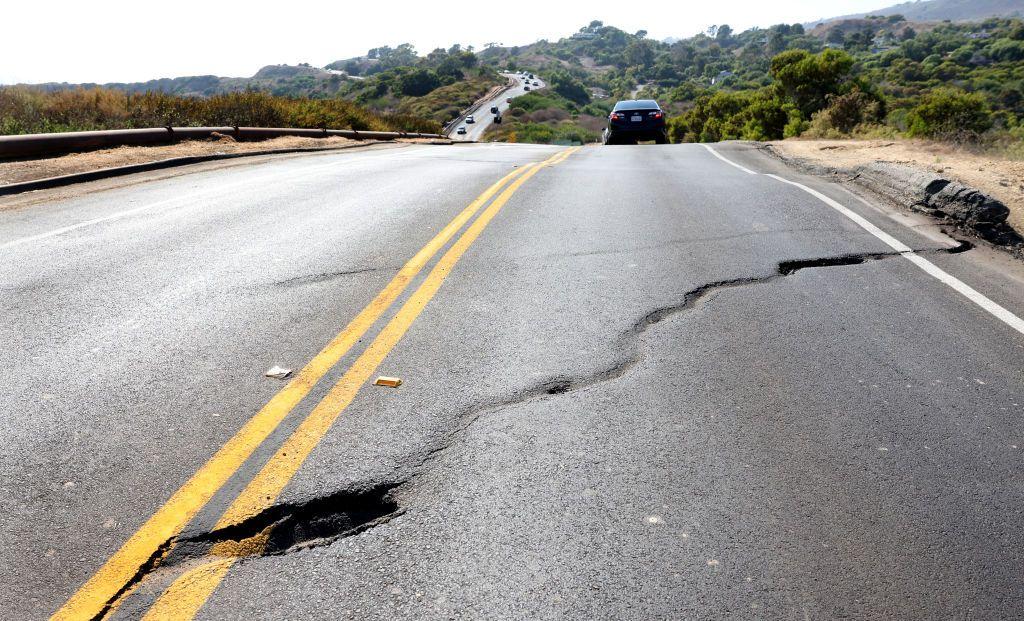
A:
<box><xmin>610</xmin><ymin>112</ymin><xmax>624</xmax><ymax>121</ymax></box>
<box><xmin>649</xmin><ymin>111</ymin><xmax>663</xmax><ymax>119</ymax></box>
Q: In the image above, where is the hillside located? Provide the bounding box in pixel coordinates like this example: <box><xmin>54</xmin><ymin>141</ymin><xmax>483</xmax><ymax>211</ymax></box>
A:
<box><xmin>17</xmin><ymin>45</ymin><xmax>504</xmax><ymax>128</ymax></box>
<box><xmin>812</xmin><ymin>0</ymin><xmax>1024</xmax><ymax>25</ymax></box>
<box><xmin>471</xmin><ymin>16</ymin><xmax>1024</xmax><ymax>146</ymax></box>
<box><xmin>10</xmin><ymin>15</ymin><xmax>1024</xmax><ymax>147</ymax></box>
<box><xmin>28</xmin><ymin>64</ymin><xmax>355</xmax><ymax>98</ymax></box>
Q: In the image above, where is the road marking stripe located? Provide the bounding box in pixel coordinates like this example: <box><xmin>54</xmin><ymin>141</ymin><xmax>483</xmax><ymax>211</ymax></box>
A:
<box><xmin>763</xmin><ymin>173</ymin><xmax>1024</xmax><ymax>337</ymax></box>
<box><xmin>700</xmin><ymin>144</ymin><xmax>757</xmax><ymax>175</ymax></box>
<box><xmin>139</xmin><ymin>559</ymin><xmax>235</xmax><ymax>621</ymax></box>
<box><xmin>217</xmin><ymin>148</ymin><xmax>577</xmax><ymax>528</ymax></box>
<box><xmin>50</xmin><ymin>161</ymin><xmax>536</xmax><ymax>621</ymax></box>
<box><xmin>138</xmin><ymin>146</ymin><xmax>579</xmax><ymax>620</ymax></box>
<box><xmin>702</xmin><ymin>145</ymin><xmax>1024</xmax><ymax>337</ymax></box>
<box><xmin>2</xmin><ymin>147</ymin><xmax>422</xmax><ymax>250</ymax></box>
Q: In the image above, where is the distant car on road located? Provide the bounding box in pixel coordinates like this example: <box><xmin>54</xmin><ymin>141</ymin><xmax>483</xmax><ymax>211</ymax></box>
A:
<box><xmin>456</xmin><ymin>126</ymin><xmax>467</xmax><ymax>135</ymax></box>
<box><xmin>490</xmin><ymin>106</ymin><xmax>499</xmax><ymax>114</ymax></box>
<box><xmin>524</xmin><ymin>86</ymin><xmax>530</xmax><ymax>91</ymax></box>
<box><xmin>506</xmin><ymin>97</ymin><xmax>513</xmax><ymax>103</ymax></box>
<box><xmin>466</xmin><ymin>115</ymin><xmax>475</xmax><ymax>124</ymax></box>
<box><xmin>603</xmin><ymin>99</ymin><xmax>669</xmax><ymax>145</ymax></box>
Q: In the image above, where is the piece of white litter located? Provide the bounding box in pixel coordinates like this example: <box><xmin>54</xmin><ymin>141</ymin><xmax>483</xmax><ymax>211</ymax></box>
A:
<box><xmin>265</xmin><ymin>366</ymin><xmax>292</xmax><ymax>379</ymax></box>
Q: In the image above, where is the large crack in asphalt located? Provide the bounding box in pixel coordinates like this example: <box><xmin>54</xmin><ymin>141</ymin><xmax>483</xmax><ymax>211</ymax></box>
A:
<box><xmin>97</xmin><ymin>242</ymin><xmax>972</xmax><ymax>618</ymax></box>
<box><xmin>175</xmin><ymin>483</ymin><xmax>403</xmax><ymax>558</ymax></box>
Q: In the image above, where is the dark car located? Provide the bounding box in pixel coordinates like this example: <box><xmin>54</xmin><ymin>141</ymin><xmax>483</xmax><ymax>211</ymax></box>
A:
<box><xmin>603</xmin><ymin>99</ymin><xmax>668</xmax><ymax>144</ymax></box>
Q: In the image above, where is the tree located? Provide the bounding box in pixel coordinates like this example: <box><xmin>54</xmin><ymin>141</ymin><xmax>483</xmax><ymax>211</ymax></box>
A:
<box><xmin>396</xmin><ymin>68</ymin><xmax>441</xmax><ymax>97</ymax></box>
<box><xmin>716</xmin><ymin>25</ymin><xmax>733</xmax><ymax>43</ymax></box>
<box><xmin>549</xmin><ymin>70</ymin><xmax>591</xmax><ymax>105</ymax></box>
<box><xmin>770</xmin><ymin>48</ymin><xmax>855</xmax><ymax>117</ymax></box>
<box><xmin>624</xmin><ymin>39</ymin><xmax>655</xmax><ymax>68</ymax></box>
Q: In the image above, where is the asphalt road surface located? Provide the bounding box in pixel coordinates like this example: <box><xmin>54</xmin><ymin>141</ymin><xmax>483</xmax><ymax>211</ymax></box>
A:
<box><xmin>3</xmin><ymin>141</ymin><xmax>1024</xmax><ymax>620</ymax></box>
<box><xmin>450</xmin><ymin>73</ymin><xmax>544</xmax><ymax>142</ymax></box>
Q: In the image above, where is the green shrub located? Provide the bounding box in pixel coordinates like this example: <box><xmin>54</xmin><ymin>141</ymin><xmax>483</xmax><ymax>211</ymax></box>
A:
<box><xmin>668</xmin><ymin>89</ymin><xmax>796</xmax><ymax>142</ymax></box>
<box><xmin>804</xmin><ymin>88</ymin><xmax>885</xmax><ymax>137</ymax></box>
<box><xmin>906</xmin><ymin>88</ymin><xmax>993</xmax><ymax>139</ymax></box>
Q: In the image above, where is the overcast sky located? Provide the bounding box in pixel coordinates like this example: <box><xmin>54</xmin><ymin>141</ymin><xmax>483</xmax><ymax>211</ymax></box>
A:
<box><xmin>3</xmin><ymin>0</ymin><xmax>899</xmax><ymax>84</ymax></box>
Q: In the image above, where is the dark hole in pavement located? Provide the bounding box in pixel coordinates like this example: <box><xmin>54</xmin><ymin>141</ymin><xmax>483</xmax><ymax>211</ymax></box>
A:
<box><xmin>191</xmin><ymin>483</ymin><xmax>401</xmax><ymax>557</ymax></box>
<box><xmin>778</xmin><ymin>255</ymin><xmax>869</xmax><ymax>275</ymax></box>
<box><xmin>544</xmin><ymin>380</ymin><xmax>573</xmax><ymax>395</ymax></box>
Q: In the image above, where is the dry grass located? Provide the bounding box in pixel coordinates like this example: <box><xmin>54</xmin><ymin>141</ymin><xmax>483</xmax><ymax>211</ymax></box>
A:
<box><xmin>771</xmin><ymin>138</ymin><xmax>1024</xmax><ymax>233</ymax></box>
<box><xmin>0</xmin><ymin>87</ymin><xmax>440</xmax><ymax>135</ymax></box>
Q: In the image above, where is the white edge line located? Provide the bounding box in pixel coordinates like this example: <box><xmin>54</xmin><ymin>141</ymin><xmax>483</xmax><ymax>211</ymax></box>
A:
<box><xmin>763</xmin><ymin>173</ymin><xmax>1024</xmax><ymax>337</ymax></box>
<box><xmin>0</xmin><ymin>147</ymin><xmax>422</xmax><ymax>251</ymax></box>
<box><xmin>701</xmin><ymin>144</ymin><xmax>757</xmax><ymax>175</ymax></box>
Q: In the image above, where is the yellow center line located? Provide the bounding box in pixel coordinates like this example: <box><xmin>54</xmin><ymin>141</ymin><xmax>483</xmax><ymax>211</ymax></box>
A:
<box><xmin>139</xmin><ymin>145</ymin><xmax>579</xmax><ymax>620</ymax></box>
<box><xmin>139</xmin><ymin>559</ymin><xmax>235</xmax><ymax>621</ymax></box>
<box><xmin>217</xmin><ymin>147</ymin><xmax>576</xmax><ymax>529</ymax></box>
<box><xmin>51</xmin><ymin>161</ymin><xmax>535</xmax><ymax>621</ymax></box>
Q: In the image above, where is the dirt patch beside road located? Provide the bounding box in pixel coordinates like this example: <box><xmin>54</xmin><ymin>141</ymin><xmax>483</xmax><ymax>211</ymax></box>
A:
<box><xmin>770</xmin><ymin>139</ymin><xmax>1024</xmax><ymax>234</ymax></box>
<box><xmin>0</xmin><ymin>135</ymin><xmax>445</xmax><ymax>187</ymax></box>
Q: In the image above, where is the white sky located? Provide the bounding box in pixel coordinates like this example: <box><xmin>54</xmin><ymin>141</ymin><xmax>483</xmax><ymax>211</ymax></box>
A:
<box><xmin>2</xmin><ymin>0</ymin><xmax>897</xmax><ymax>84</ymax></box>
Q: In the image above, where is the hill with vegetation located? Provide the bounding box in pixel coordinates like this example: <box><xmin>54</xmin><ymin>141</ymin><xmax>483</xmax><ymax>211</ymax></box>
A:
<box><xmin>8</xmin><ymin>12</ymin><xmax>1024</xmax><ymax>149</ymax></box>
<box><xmin>813</xmin><ymin>0</ymin><xmax>1023</xmax><ymax>25</ymax></box>
<box><xmin>27</xmin><ymin>63</ymin><xmax>353</xmax><ymax>98</ymax></box>
<box><xmin>13</xmin><ymin>45</ymin><xmax>504</xmax><ymax>130</ymax></box>
<box><xmin>471</xmin><ymin>17</ymin><xmax>1024</xmax><ymax>149</ymax></box>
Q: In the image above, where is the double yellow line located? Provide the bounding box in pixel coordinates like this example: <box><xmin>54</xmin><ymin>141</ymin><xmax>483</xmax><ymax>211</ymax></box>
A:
<box><xmin>53</xmin><ymin>146</ymin><xmax>578</xmax><ymax>621</ymax></box>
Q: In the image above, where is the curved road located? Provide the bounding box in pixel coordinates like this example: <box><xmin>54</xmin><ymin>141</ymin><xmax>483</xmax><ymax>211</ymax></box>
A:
<box><xmin>449</xmin><ymin>72</ymin><xmax>545</xmax><ymax>142</ymax></box>
<box><xmin>3</xmin><ymin>142</ymin><xmax>1024</xmax><ymax>620</ymax></box>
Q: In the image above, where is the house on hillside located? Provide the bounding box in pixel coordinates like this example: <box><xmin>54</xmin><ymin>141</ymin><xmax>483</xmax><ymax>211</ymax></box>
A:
<box><xmin>572</xmin><ymin>32</ymin><xmax>598</xmax><ymax>40</ymax></box>
<box><xmin>711</xmin><ymin>70</ymin><xmax>734</xmax><ymax>85</ymax></box>
<box><xmin>871</xmin><ymin>33</ymin><xmax>896</xmax><ymax>53</ymax></box>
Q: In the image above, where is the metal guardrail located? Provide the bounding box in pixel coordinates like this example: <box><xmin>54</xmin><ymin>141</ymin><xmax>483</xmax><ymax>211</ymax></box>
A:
<box><xmin>0</xmin><ymin>126</ymin><xmax>445</xmax><ymax>159</ymax></box>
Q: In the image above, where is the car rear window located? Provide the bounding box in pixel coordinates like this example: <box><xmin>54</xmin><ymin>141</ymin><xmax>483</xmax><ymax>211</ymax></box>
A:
<box><xmin>613</xmin><ymin>100</ymin><xmax>661</xmax><ymax>111</ymax></box>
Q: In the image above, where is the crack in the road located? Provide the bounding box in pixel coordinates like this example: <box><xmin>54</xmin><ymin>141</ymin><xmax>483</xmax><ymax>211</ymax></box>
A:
<box><xmin>778</xmin><ymin>240</ymin><xmax>972</xmax><ymax>275</ymax></box>
<box><xmin>270</xmin><ymin>266</ymin><xmax>384</xmax><ymax>287</ymax></box>
<box><xmin>97</xmin><ymin>241</ymin><xmax>975</xmax><ymax>616</ymax></box>
<box><xmin>94</xmin><ymin>486</ymin><xmax>404</xmax><ymax>619</ymax></box>
<box><xmin>176</xmin><ymin>483</ymin><xmax>402</xmax><ymax>558</ymax></box>
<box><xmin>403</xmin><ymin>241</ymin><xmax>975</xmax><ymax>475</ymax></box>
<box><xmin>91</xmin><ymin>539</ymin><xmax>175</xmax><ymax>621</ymax></box>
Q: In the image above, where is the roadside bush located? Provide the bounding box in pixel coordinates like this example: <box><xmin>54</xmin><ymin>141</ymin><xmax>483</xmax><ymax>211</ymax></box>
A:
<box><xmin>548</xmin><ymin>70</ymin><xmax>591</xmax><ymax>105</ymax></box>
<box><xmin>488</xmin><ymin>120</ymin><xmax>598</xmax><ymax>144</ymax></box>
<box><xmin>906</xmin><ymin>88</ymin><xmax>993</xmax><ymax>140</ymax></box>
<box><xmin>0</xmin><ymin>87</ymin><xmax>441</xmax><ymax>135</ymax></box>
<box><xmin>804</xmin><ymin>88</ymin><xmax>885</xmax><ymax>137</ymax></box>
<box><xmin>668</xmin><ymin>89</ymin><xmax>795</xmax><ymax>142</ymax></box>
